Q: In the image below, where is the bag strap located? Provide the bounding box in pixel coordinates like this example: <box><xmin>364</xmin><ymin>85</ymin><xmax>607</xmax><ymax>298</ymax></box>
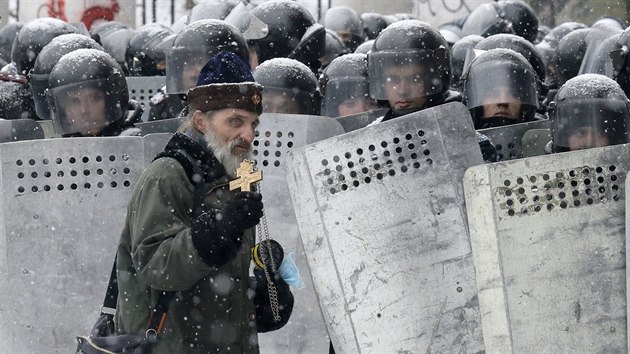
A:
<box><xmin>100</xmin><ymin>148</ymin><xmax>209</xmax><ymax>334</ymax></box>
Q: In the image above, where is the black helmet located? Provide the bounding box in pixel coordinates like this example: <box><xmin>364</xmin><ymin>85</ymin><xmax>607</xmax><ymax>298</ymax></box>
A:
<box><xmin>555</xmin><ymin>28</ymin><xmax>589</xmax><ymax>85</ymax></box>
<box><xmin>95</xmin><ymin>26</ymin><xmax>135</xmax><ymax>71</ymax></box>
<box><xmin>165</xmin><ymin>19</ymin><xmax>249</xmax><ymax>94</ymax></box>
<box><xmin>320</xmin><ymin>29</ymin><xmax>349</xmax><ymax>70</ymax></box>
<box><xmin>324</xmin><ymin>6</ymin><xmax>364</xmax><ymax>52</ymax></box>
<box><xmin>549</xmin><ymin>74</ymin><xmax>630</xmax><ymax>152</ymax></box>
<box><xmin>535</xmin><ymin>25</ymin><xmax>551</xmax><ymax>44</ymax></box>
<box><xmin>251</xmin><ymin>0</ymin><xmax>326</xmax><ymax>73</ymax></box>
<box><xmin>253</xmin><ymin>58</ymin><xmax>321</xmax><ymax>115</ymax></box>
<box><xmin>450</xmin><ymin>34</ymin><xmax>484</xmax><ymax>89</ymax></box>
<box><xmin>439</xmin><ymin>21</ymin><xmax>463</xmax><ymax>48</ymax></box>
<box><xmin>30</xmin><ymin>34</ymin><xmax>104</xmax><ymax>120</ymax></box>
<box><xmin>463</xmin><ymin>49</ymin><xmax>539</xmax><ymax>129</ymax></box>
<box><xmin>188</xmin><ymin>0</ymin><xmax>237</xmax><ymax>23</ymax></box>
<box><xmin>0</xmin><ymin>23</ymin><xmax>23</xmax><ymax>66</ymax></box>
<box><xmin>540</xmin><ymin>22</ymin><xmax>588</xmax><ymax>48</ymax></box>
<box><xmin>592</xmin><ymin>16</ymin><xmax>624</xmax><ymax>31</ymax></box>
<box><xmin>125</xmin><ymin>23</ymin><xmax>173</xmax><ymax>76</ymax></box>
<box><xmin>224</xmin><ymin>2</ymin><xmax>269</xmax><ymax>41</ymax></box>
<box><xmin>90</xmin><ymin>20</ymin><xmax>128</xmax><ymax>43</ymax></box>
<box><xmin>354</xmin><ymin>39</ymin><xmax>374</xmax><ymax>54</ymax></box>
<box><xmin>0</xmin><ymin>74</ymin><xmax>36</xmax><ymax>120</ymax></box>
<box><xmin>610</xmin><ymin>27</ymin><xmax>630</xmax><ymax>97</ymax></box>
<box><xmin>368</xmin><ymin>20</ymin><xmax>451</xmax><ymax>108</ymax></box>
<box><xmin>578</xmin><ymin>25</ymin><xmax>622</xmax><ymax>76</ymax></box>
<box><xmin>361</xmin><ymin>13</ymin><xmax>388</xmax><ymax>40</ymax></box>
<box><xmin>12</xmin><ymin>18</ymin><xmax>77</xmax><ymax>75</ymax></box>
<box><xmin>320</xmin><ymin>53</ymin><xmax>376</xmax><ymax>118</ymax></box>
<box><xmin>47</xmin><ymin>49</ymin><xmax>129</xmax><ymax>136</ymax></box>
<box><xmin>462</xmin><ymin>0</ymin><xmax>539</xmax><ymax>43</ymax></box>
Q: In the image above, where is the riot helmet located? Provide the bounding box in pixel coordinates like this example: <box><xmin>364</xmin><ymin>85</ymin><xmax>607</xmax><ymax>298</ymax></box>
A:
<box><xmin>474</xmin><ymin>34</ymin><xmax>546</xmax><ymax>83</ymax></box>
<box><xmin>253</xmin><ymin>58</ymin><xmax>321</xmax><ymax>115</ymax></box>
<box><xmin>368</xmin><ymin>20</ymin><xmax>451</xmax><ymax>111</ymax></box>
<box><xmin>610</xmin><ymin>26</ymin><xmax>630</xmax><ymax>97</ymax></box>
<box><xmin>320</xmin><ymin>53</ymin><xmax>376</xmax><ymax>118</ymax></box>
<box><xmin>549</xmin><ymin>74</ymin><xmax>630</xmax><ymax>152</ymax></box>
<box><xmin>251</xmin><ymin>0</ymin><xmax>326</xmax><ymax>73</ymax></box>
<box><xmin>320</xmin><ymin>29</ymin><xmax>349</xmax><ymax>71</ymax></box>
<box><xmin>463</xmin><ymin>49</ymin><xmax>539</xmax><ymax>129</ymax></box>
<box><xmin>462</xmin><ymin>0</ymin><xmax>539</xmax><ymax>43</ymax></box>
<box><xmin>165</xmin><ymin>19</ymin><xmax>249</xmax><ymax>94</ymax></box>
<box><xmin>47</xmin><ymin>49</ymin><xmax>129</xmax><ymax>136</ymax></box>
<box><xmin>125</xmin><ymin>23</ymin><xmax>173</xmax><ymax>76</ymax></box>
<box><xmin>450</xmin><ymin>34</ymin><xmax>484</xmax><ymax>90</ymax></box>
<box><xmin>97</xmin><ymin>26</ymin><xmax>135</xmax><ymax>71</ymax></box>
<box><xmin>361</xmin><ymin>13</ymin><xmax>388</xmax><ymax>40</ymax></box>
<box><xmin>188</xmin><ymin>0</ymin><xmax>238</xmax><ymax>23</ymax></box>
<box><xmin>579</xmin><ymin>25</ymin><xmax>622</xmax><ymax>76</ymax></box>
<box><xmin>11</xmin><ymin>18</ymin><xmax>77</xmax><ymax>75</ymax></box>
<box><xmin>0</xmin><ymin>74</ymin><xmax>36</xmax><ymax>120</ymax></box>
<box><xmin>439</xmin><ymin>21</ymin><xmax>463</xmax><ymax>48</ymax></box>
<box><xmin>224</xmin><ymin>2</ymin><xmax>269</xmax><ymax>41</ymax></box>
<box><xmin>555</xmin><ymin>28</ymin><xmax>589</xmax><ymax>85</ymax></box>
<box><xmin>540</xmin><ymin>22</ymin><xmax>588</xmax><ymax>48</ymax></box>
<box><xmin>323</xmin><ymin>6</ymin><xmax>364</xmax><ymax>52</ymax></box>
<box><xmin>592</xmin><ymin>16</ymin><xmax>624</xmax><ymax>31</ymax></box>
<box><xmin>90</xmin><ymin>20</ymin><xmax>128</xmax><ymax>42</ymax></box>
<box><xmin>31</xmin><ymin>34</ymin><xmax>104</xmax><ymax>120</ymax></box>
<box><xmin>354</xmin><ymin>40</ymin><xmax>374</xmax><ymax>54</ymax></box>
<box><xmin>535</xmin><ymin>25</ymin><xmax>551</xmax><ymax>44</ymax></box>
<box><xmin>0</xmin><ymin>23</ymin><xmax>23</xmax><ymax>67</ymax></box>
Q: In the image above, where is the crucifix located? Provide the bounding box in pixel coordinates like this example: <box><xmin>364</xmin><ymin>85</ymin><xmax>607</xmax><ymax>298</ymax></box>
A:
<box><xmin>229</xmin><ymin>160</ymin><xmax>263</xmax><ymax>192</ymax></box>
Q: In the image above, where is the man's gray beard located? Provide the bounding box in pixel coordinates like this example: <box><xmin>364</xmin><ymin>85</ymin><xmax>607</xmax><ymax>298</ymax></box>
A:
<box><xmin>204</xmin><ymin>128</ymin><xmax>251</xmax><ymax>178</ymax></box>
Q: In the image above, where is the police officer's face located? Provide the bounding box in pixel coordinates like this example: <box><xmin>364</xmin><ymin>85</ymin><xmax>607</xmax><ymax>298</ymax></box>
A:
<box><xmin>383</xmin><ymin>63</ymin><xmax>427</xmax><ymax>110</ymax></box>
<box><xmin>182</xmin><ymin>58</ymin><xmax>205</xmax><ymax>91</ymax></box>
<box><xmin>481</xmin><ymin>86</ymin><xmax>522</xmax><ymax>120</ymax></box>
<box><xmin>63</xmin><ymin>87</ymin><xmax>107</xmax><ymax>136</ymax></box>
<box><xmin>568</xmin><ymin>127</ymin><xmax>610</xmax><ymax>151</ymax></box>
<box><xmin>262</xmin><ymin>92</ymin><xmax>301</xmax><ymax>114</ymax></box>
<box><xmin>337</xmin><ymin>97</ymin><xmax>377</xmax><ymax>117</ymax></box>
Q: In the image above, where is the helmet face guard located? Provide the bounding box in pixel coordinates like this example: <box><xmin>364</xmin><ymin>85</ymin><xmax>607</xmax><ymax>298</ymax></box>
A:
<box><xmin>368</xmin><ymin>49</ymin><xmax>448</xmax><ymax>101</ymax></box>
<box><xmin>261</xmin><ymin>87</ymin><xmax>321</xmax><ymax>115</ymax></box>
<box><xmin>322</xmin><ymin>77</ymin><xmax>371</xmax><ymax>117</ymax></box>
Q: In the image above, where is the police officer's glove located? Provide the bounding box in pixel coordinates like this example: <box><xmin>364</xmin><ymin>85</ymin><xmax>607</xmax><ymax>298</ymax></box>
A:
<box><xmin>191</xmin><ymin>192</ymin><xmax>263</xmax><ymax>267</ymax></box>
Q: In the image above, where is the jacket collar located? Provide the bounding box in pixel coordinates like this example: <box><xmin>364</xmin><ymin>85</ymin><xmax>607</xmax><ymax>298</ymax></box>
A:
<box><xmin>160</xmin><ymin>131</ymin><xmax>227</xmax><ymax>183</ymax></box>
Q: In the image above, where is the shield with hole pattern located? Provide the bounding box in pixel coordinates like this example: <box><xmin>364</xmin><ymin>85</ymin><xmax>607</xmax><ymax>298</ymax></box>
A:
<box><xmin>478</xmin><ymin>119</ymin><xmax>550</xmax><ymax>161</ymax></box>
<box><xmin>126</xmin><ymin>76</ymin><xmax>166</xmax><ymax>121</ymax></box>
<box><xmin>464</xmin><ymin>144</ymin><xmax>629</xmax><ymax>354</ymax></box>
<box><xmin>0</xmin><ymin>134</ymin><xmax>168</xmax><ymax>353</ymax></box>
<box><xmin>335</xmin><ymin>108</ymin><xmax>388</xmax><ymax>133</ymax></box>
<box><xmin>285</xmin><ymin>102</ymin><xmax>486</xmax><ymax>353</ymax></box>
<box><xmin>253</xmin><ymin>114</ymin><xmax>345</xmax><ymax>353</ymax></box>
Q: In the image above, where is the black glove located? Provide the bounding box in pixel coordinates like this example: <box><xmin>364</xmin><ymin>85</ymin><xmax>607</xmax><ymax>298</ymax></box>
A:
<box><xmin>191</xmin><ymin>192</ymin><xmax>264</xmax><ymax>267</ymax></box>
<box><xmin>252</xmin><ymin>267</ymin><xmax>294</xmax><ymax>333</ymax></box>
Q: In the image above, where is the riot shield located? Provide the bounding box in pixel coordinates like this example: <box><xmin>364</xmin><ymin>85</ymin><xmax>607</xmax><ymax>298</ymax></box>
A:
<box><xmin>522</xmin><ymin>128</ymin><xmax>552</xmax><ymax>157</ymax></box>
<box><xmin>253</xmin><ymin>114</ymin><xmax>345</xmax><ymax>353</ymax></box>
<box><xmin>126</xmin><ymin>76</ymin><xmax>166</xmax><ymax>121</ymax></box>
<box><xmin>464</xmin><ymin>144</ymin><xmax>629</xmax><ymax>353</ymax></box>
<box><xmin>478</xmin><ymin>119</ymin><xmax>550</xmax><ymax>161</ymax></box>
<box><xmin>136</xmin><ymin>117</ymin><xmax>185</xmax><ymax>135</ymax></box>
<box><xmin>0</xmin><ymin>135</ymin><xmax>168</xmax><ymax>353</ymax></box>
<box><xmin>37</xmin><ymin>120</ymin><xmax>62</xmax><ymax>139</ymax></box>
<box><xmin>285</xmin><ymin>102</ymin><xmax>486</xmax><ymax>353</ymax></box>
<box><xmin>0</xmin><ymin>119</ymin><xmax>44</xmax><ymax>142</ymax></box>
<box><xmin>335</xmin><ymin>108</ymin><xmax>388</xmax><ymax>133</ymax></box>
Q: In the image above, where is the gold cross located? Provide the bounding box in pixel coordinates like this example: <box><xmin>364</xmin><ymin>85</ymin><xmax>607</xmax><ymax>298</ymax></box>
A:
<box><xmin>229</xmin><ymin>160</ymin><xmax>263</xmax><ymax>192</ymax></box>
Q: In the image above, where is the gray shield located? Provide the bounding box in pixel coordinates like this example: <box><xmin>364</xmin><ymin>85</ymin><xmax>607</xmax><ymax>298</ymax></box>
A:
<box><xmin>136</xmin><ymin>117</ymin><xmax>185</xmax><ymax>135</ymax></box>
<box><xmin>0</xmin><ymin>135</ymin><xmax>168</xmax><ymax>353</ymax></box>
<box><xmin>522</xmin><ymin>128</ymin><xmax>552</xmax><ymax>158</ymax></box>
<box><xmin>285</xmin><ymin>102</ymin><xmax>485</xmax><ymax>353</ymax></box>
<box><xmin>253</xmin><ymin>114</ymin><xmax>345</xmax><ymax>353</ymax></box>
<box><xmin>0</xmin><ymin>119</ymin><xmax>44</xmax><ymax>142</ymax></box>
<box><xmin>125</xmin><ymin>76</ymin><xmax>166</xmax><ymax>121</ymax></box>
<box><xmin>335</xmin><ymin>108</ymin><xmax>388</xmax><ymax>133</ymax></box>
<box><xmin>464</xmin><ymin>144</ymin><xmax>629</xmax><ymax>353</ymax></box>
<box><xmin>478</xmin><ymin>119</ymin><xmax>550</xmax><ymax>161</ymax></box>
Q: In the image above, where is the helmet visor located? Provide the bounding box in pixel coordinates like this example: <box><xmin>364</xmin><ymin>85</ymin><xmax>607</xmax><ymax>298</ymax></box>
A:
<box><xmin>323</xmin><ymin>77</ymin><xmax>373</xmax><ymax>117</ymax></box>
<box><xmin>465</xmin><ymin>62</ymin><xmax>539</xmax><ymax>109</ymax></box>
<box><xmin>368</xmin><ymin>49</ymin><xmax>447</xmax><ymax>100</ymax></box>
<box><xmin>48</xmin><ymin>80</ymin><xmax>122</xmax><ymax>135</ymax></box>
<box><xmin>261</xmin><ymin>87</ymin><xmax>320</xmax><ymax>115</ymax></box>
<box><xmin>165</xmin><ymin>47</ymin><xmax>215</xmax><ymax>94</ymax></box>
<box><xmin>551</xmin><ymin>98</ymin><xmax>630</xmax><ymax>150</ymax></box>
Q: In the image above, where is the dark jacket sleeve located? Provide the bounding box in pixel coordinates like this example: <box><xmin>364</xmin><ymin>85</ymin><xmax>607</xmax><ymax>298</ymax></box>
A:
<box><xmin>252</xmin><ymin>267</ymin><xmax>294</xmax><ymax>332</ymax></box>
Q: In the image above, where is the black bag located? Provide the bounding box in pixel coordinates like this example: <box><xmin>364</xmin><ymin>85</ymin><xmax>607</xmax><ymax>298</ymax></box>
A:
<box><xmin>75</xmin><ymin>259</ymin><xmax>173</xmax><ymax>354</ymax></box>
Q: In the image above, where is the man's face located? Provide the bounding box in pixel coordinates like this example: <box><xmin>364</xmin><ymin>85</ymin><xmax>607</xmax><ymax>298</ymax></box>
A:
<box><xmin>337</xmin><ymin>97</ymin><xmax>377</xmax><ymax>117</ymax></box>
<box><xmin>182</xmin><ymin>58</ymin><xmax>205</xmax><ymax>92</ymax></box>
<box><xmin>481</xmin><ymin>86</ymin><xmax>522</xmax><ymax>120</ymax></box>
<box><xmin>567</xmin><ymin>126</ymin><xmax>610</xmax><ymax>151</ymax></box>
<box><xmin>63</xmin><ymin>87</ymin><xmax>107</xmax><ymax>136</ymax></box>
<box><xmin>198</xmin><ymin>108</ymin><xmax>260</xmax><ymax>176</ymax></box>
<box><xmin>262</xmin><ymin>92</ymin><xmax>301</xmax><ymax>114</ymax></box>
<box><xmin>383</xmin><ymin>63</ymin><xmax>427</xmax><ymax>110</ymax></box>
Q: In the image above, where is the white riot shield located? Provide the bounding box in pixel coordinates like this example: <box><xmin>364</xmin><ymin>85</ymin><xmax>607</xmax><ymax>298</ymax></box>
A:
<box><xmin>126</xmin><ymin>76</ymin><xmax>166</xmax><ymax>121</ymax></box>
<box><xmin>0</xmin><ymin>134</ymin><xmax>168</xmax><ymax>353</ymax></box>
<box><xmin>285</xmin><ymin>102</ymin><xmax>486</xmax><ymax>353</ymax></box>
<box><xmin>465</xmin><ymin>144</ymin><xmax>629</xmax><ymax>353</ymax></box>
<box><xmin>0</xmin><ymin>119</ymin><xmax>45</xmax><ymax>142</ymax></box>
<box><xmin>254</xmin><ymin>114</ymin><xmax>345</xmax><ymax>353</ymax></box>
<box><xmin>478</xmin><ymin>119</ymin><xmax>550</xmax><ymax>161</ymax></box>
<box><xmin>335</xmin><ymin>108</ymin><xmax>388</xmax><ymax>133</ymax></box>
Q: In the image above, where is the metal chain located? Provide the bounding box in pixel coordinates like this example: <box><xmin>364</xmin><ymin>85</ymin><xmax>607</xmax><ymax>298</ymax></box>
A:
<box><xmin>254</xmin><ymin>172</ymin><xmax>282</xmax><ymax>323</ymax></box>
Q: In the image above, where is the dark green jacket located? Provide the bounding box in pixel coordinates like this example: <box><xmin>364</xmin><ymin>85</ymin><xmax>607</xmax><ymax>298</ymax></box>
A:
<box><xmin>115</xmin><ymin>132</ymin><xmax>258</xmax><ymax>353</ymax></box>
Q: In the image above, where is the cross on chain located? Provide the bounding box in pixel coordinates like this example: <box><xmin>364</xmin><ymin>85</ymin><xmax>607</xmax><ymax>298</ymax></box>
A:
<box><xmin>229</xmin><ymin>160</ymin><xmax>263</xmax><ymax>192</ymax></box>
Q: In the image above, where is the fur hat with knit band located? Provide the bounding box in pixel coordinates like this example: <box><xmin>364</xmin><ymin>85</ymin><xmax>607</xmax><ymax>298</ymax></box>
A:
<box><xmin>187</xmin><ymin>51</ymin><xmax>263</xmax><ymax>114</ymax></box>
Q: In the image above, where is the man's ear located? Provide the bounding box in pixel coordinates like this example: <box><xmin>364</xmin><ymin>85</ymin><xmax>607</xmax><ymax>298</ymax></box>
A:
<box><xmin>191</xmin><ymin>110</ymin><xmax>208</xmax><ymax>133</ymax></box>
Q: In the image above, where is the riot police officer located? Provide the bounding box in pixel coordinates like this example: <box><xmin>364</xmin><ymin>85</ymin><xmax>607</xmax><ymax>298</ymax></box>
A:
<box><xmin>125</xmin><ymin>23</ymin><xmax>173</xmax><ymax>76</ymax></box>
<box><xmin>320</xmin><ymin>53</ymin><xmax>377</xmax><ymax>117</ymax></box>
<box><xmin>323</xmin><ymin>6</ymin><xmax>365</xmax><ymax>52</ymax></box>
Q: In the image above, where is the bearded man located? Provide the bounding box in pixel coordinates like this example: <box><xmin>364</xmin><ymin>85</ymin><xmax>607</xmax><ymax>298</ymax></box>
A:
<box><xmin>114</xmin><ymin>51</ymin><xmax>293</xmax><ymax>354</ymax></box>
